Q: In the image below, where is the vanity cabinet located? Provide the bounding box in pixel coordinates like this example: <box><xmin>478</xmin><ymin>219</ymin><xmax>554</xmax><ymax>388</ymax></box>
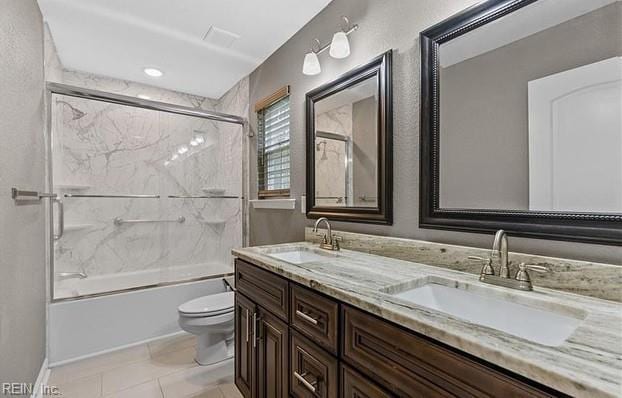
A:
<box><xmin>234</xmin><ymin>258</ymin><xmax>562</xmax><ymax>398</ymax></box>
<box><xmin>234</xmin><ymin>293</ymin><xmax>255</xmax><ymax>398</ymax></box>
<box><xmin>256</xmin><ymin>307</ymin><xmax>288</xmax><ymax>398</ymax></box>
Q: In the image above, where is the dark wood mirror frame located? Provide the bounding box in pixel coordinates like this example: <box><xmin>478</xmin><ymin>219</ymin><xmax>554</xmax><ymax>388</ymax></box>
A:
<box><xmin>419</xmin><ymin>0</ymin><xmax>621</xmax><ymax>245</ymax></box>
<box><xmin>306</xmin><ymin>50</ymin><xmax>393</xmax><ymax>224</ymax></box>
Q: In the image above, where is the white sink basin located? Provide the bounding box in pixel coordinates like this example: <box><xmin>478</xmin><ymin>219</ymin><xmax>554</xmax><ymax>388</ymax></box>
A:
<box><xmin>387</xmin><ymin>279</ymin><xmax>583</xmax><ymax>347</ymax></box>
<box><xmin>264</xmin><ymin>247</ymin><xmax>338</xmax><ymax>265</ymax></box>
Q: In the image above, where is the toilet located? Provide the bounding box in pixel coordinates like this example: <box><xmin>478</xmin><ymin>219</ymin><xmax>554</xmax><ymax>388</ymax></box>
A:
<box><xmin>178</xmin><ymin>291</ymin><xmax>235</xmax><ymax>366</ymax></box>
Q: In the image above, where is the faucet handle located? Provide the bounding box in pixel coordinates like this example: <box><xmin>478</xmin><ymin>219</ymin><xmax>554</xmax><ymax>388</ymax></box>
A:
<box><xmin>468</xmin><ymin>256</ymin><xmax>494</xmax><ymax>276</ymax></box>
<box><xmin>332</xmin><ymin>234</ymin><xmax>342</xmax><ymax>249</ymax></box>
<box><xmin>515</xmin><ymin>263</ymin><xmax>550</xmax><ymax>283</ymax></box>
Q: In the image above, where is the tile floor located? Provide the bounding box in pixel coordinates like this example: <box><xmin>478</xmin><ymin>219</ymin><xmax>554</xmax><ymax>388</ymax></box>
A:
<box><xmin>48</xmin><ymin>334</ymin><xmax>242</xmax><ymax>398</ymax></box>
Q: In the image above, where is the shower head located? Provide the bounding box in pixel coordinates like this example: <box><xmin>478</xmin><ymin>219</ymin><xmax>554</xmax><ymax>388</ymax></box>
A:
<box><xmin>316</xmin><ymin>140</ymin><xmax>328</xmax><ymax>160</ymax></box>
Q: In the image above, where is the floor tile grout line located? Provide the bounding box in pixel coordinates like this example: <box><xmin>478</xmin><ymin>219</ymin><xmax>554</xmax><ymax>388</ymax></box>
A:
<box><xmin>101</xmin><ymin>360</ymin><xmax>198</xmax><ymax>396</ymax></box>
<box><xmin>50</xmin><ymin>344</ymin><xmax>153</xmax><ymax>385</ymax></box>
<box><xmin>157</xmin><ymin>377</ymin><xmax>165</xmax><ymax>398</ymax></box>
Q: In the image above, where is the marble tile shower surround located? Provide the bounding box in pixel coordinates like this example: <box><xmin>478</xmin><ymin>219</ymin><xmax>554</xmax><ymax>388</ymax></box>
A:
<box><xmin>52</xmin><ymin>94</ymin><xmax>243</xmax><ymax>282</ymax></box>
<box><xmin>305</xmin><ymin>228</ymin><xmax>622</xmax><ymax>302</ymax></box>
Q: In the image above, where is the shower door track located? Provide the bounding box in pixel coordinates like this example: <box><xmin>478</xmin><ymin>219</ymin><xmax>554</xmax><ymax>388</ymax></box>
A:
<box><xmin>50</xmin><ymin>272</ymin><xmax>234</xmax><ymax>303</ymax></box>
<box><xmin>47</xmin><ymin>82</ymin><xmax>246</xmax><ymax>125</ymax></box>
<box><xmin>45</xmin><ymin>82</ymin><xmax>247</xmax><ymax>302</ymax></box>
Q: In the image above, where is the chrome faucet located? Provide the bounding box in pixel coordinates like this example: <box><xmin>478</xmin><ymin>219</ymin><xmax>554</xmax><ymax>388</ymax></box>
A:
<box><xmin>313</xmin><ymin>217</ymin><xmax>341</xmax><ymax>251</ymax></box>
<box><xmin>469</xmin><ymin>229</ymin><xmax>550</xmax><ymax>291</ymax></box>
<box><xmin>491</xmin><ymin>229</ymin><xmax>510</xmax><ymax>278</ymax></box>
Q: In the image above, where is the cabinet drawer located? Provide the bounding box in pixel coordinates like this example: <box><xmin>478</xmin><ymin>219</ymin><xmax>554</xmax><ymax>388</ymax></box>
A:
<box><xmin>341</xmin><ymin>364</ymin><xmax>393</xmax><ymax>398</ymax></box>
<box><xmin>290</xmin><ymin>331</ymin><xmax>338</xmax><ymax>398</ymax></box>
<box><xmin>342</xmin><ymin>305</ymin><xmax>557</xmax><ymax>398</ymax></box>
<box><xmin>290</xmin><ymin>284</ymin><xmax>339</xmax><ymax>354</ymax></box>
<box><xmin>235</xmin><ymin>259</ymin><xmax>289</xmax><ymax>321</ymax></box>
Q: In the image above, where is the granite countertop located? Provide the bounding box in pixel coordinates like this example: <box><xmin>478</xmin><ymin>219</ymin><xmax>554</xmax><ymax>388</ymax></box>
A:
<box><xmin>232</xmin><ymin>242</ymin><xmax>622</xmax><ymax>398</ymax></box>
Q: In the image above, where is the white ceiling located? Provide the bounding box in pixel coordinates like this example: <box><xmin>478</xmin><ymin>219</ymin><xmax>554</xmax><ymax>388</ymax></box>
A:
<box><xmin>38</xmin><ymin>0</ymin><xmax>333</xmax><ymax>99</ymax></box>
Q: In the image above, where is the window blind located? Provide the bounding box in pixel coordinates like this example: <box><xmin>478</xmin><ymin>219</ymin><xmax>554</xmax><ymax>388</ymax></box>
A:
<box><xmin>258</xmin><ymin>95</ymin><xmax>290</xmax><ymax>197</ymax></box>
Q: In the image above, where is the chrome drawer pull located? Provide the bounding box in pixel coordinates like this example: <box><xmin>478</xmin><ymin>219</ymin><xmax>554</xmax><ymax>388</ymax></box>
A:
<box><xmin>293</xmin><ymin>371</ymin><xmax>317</xmax><ymax>393</ymax></box>
<box><xmin>296</xmin><ymin>310</ymin><xmax>319</xmax><ymax>325</ymax></box>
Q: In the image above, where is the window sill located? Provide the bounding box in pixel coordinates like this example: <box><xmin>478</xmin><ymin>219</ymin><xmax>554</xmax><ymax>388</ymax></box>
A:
<box><xmin>250</xmin><ymin>198</ymin><xmax>296</xmax><ymax>210</ymax></box>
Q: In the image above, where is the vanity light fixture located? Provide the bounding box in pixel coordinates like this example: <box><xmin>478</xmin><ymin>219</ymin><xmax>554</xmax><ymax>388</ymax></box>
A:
<box><xmin>303</xmin><ymin>47</ymin><xmax>322</xmax><ymax>76</ymax></box>
<box><xmin>143</xmin><ymin>67</ymin><xmax>163</xmax><ymax>77</ymax></box>
<box><xmin>302</xmin><ymin>16</ymin><xmax>358</xmax><ymax>76</ymax></box>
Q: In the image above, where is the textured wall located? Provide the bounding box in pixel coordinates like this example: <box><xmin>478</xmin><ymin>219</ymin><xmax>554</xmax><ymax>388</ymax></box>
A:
<box><xmin>248</xmin><ymin>0</ymin><xmax>622</xmax><ymax>264</ymax></box>
<box><xmin>0</xmin><ymin>0</ymin><xmax>46</xmax><ymax>386</ymax></box>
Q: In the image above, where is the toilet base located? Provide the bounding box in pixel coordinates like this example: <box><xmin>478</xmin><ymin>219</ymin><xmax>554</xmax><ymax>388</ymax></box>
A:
<box><xmin>195</xmin><ymin>333</ymin><xmax>234</xmax><ymax>366</ymax></box>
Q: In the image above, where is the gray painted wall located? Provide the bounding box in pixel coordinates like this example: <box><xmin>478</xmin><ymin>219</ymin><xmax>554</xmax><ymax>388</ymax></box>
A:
<box><xmin>0</xmin><ymin>0</ymin><xmax>46</xmax><ymax>386</ymax></box>
<box><xmin>248</xmin><ymin>0</ymin><xmax>622</xmax><ymax>264</ymax></box>
<box><xmin>439</xmin><ymin>3</ymin><xmax>622</xmax><ymax>209</ymax></box>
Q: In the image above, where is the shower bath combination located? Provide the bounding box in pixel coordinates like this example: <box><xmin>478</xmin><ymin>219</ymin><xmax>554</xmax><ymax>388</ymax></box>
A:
<box><xmin>46</xmin><ymin>83</ymin><xmax>246</xmax><ymax>364</ymax></box>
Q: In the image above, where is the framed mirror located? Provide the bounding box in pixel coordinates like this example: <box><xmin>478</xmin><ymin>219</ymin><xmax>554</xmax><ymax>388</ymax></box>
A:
<box><xmin>306</xmin><ymin>51</ymin><xmax>393</xmax><ymax>224</ymax></box>
<box><xmin>420</xmin><ymin>0</ymin><xmax>622</xmax><ymax>244</ymax></box>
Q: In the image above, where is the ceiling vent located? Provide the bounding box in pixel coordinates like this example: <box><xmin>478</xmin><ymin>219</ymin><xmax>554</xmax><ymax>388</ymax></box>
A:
<box><xmin>203</xmin><ymin>26</ymin><xmax>240</xmax><ymax>49</ymax></box>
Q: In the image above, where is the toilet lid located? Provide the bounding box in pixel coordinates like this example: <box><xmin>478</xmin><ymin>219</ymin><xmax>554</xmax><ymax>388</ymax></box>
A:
<box><xmin>179</xmin><ymin>291</ymin><xmax>234</xmax><ymax>316</ymax></box>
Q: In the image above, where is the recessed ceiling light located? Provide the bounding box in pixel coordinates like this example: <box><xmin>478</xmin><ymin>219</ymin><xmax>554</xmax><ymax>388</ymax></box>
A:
<box><xmin>143</xmin><ymin>67</ymin><xmax>163</xmax><ymax>77</ymax></box>
<box><xmin>137</xmin><ymin>94</ymin><xmax>151</xmax><ymax>100</ymax></box>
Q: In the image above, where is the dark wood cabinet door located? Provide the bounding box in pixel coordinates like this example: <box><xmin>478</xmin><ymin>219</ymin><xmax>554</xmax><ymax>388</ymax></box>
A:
<box><xmin>235</xmin><ymin>293</ymin><xmax>256</xmax><ymax>398</ymax></box>
<box><xmin>256</xmin><ymin>307</ymin><xmax>289</xmax><ymax>398</ymax></box>
<box><xmin>290</xmin><ymin>331</ymin><xmax>338</xmax><ymax>398</ymax></box>
<box><xmin>341</xmin><ymin>364</ymin><xmax>393</xmax><ymax>398</ymax></box>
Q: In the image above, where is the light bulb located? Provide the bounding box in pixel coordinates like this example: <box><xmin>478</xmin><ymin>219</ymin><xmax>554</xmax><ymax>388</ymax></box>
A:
<box><xmin>302</xmin><ymin>51</ymin><xmax>321</xmax><ymax>75</ymax></box>
<box><xmin>329</xmin><ymin>31</ymin><xmax>350</xmax><ymax>59</ymax></box>
<box><xmin>143</xmin><ymin>67</ymin><xmax>163</xmax><ymax>77</ymax></box>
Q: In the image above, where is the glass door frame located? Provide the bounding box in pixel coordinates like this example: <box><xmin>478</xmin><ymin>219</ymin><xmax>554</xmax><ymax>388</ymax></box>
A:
<box><xmin>45</xmin><ymin>82</ymin><xmax>247</xmax><ymax>302</ymax></box>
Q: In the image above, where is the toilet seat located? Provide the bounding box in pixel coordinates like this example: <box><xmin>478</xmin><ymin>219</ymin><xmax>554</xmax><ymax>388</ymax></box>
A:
<box><xmin>178</xmin><ymin>291</ymin><xmax>234</xmax><ymax>317</ymax></box>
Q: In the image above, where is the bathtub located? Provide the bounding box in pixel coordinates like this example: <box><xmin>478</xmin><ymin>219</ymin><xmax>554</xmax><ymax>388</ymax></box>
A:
<box><xmin>48</xmin><ymin>271</ymin><xmax>232</xmax><ymax>365</ymax></box>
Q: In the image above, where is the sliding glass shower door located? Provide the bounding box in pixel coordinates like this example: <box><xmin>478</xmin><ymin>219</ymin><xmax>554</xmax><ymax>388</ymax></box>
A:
<box><xmin>49</xmin><ymin>88</ymin><xmax>243</xmax><ymax>300</ymax></box>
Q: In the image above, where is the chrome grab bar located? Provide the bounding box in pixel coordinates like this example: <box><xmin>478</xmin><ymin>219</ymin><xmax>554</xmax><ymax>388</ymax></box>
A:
<box><xmin>54</xmin><ymin>198</ymin><xmax>64</xmax><ymax>240</ymax></box>
<box><xmin>56</xmin><ymin>271</ymin><xmax>87</xmax><ymax>280</ymax></box>
<box><xmin>113</xmin><ymin>216</ymin><xmax>185</xmax><ymax>226</ymax></box>
<box><xmin>65</xmin><ymin>194</ymin><xmax>160</xmax><ymax>198</ymax></box>
<box><xmin>63</xmin><ymin>194</ymin><xmax>241</xmax><ymax>199</ymax></box>
<box><xmin>168</xmin><ymin>195</ymin><xmax>241</xmax><ymax>199</ymax></box>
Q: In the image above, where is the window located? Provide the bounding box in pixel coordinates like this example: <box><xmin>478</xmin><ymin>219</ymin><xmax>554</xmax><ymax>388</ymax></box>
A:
<box><xmin>257</xmin><ymin>86</ymin><xmax>290</xmax><ymax>198</ymax></box>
